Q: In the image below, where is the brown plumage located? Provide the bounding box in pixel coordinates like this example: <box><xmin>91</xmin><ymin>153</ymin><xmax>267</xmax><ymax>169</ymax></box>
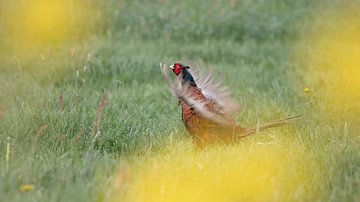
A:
<box><xmin>160</xmin><ymin>62</ymin><xmax>300</xmax><ymax>147</ymax></box>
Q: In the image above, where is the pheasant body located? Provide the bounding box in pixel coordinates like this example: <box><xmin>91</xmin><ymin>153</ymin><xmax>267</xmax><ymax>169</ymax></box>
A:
<box><xmin>179</xmin><ymin>85</ymin><xmax>246</xmax><ymax>146</ymax></box>
<box><xmin>161</xmin><ymin>62</ymin><xmax>300</xmax><ymax>146</ymax></box>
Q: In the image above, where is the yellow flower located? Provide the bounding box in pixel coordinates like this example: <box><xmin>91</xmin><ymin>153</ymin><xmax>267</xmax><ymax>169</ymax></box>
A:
<box><xmin>304</xmin><ymin>87</ymin><xmax>311</xmax><ymax>93</ymax></box>
<box><xmin>19</xmin><ymin>184</ymin><xmax>34</xmax><ymax>192</ymax></box>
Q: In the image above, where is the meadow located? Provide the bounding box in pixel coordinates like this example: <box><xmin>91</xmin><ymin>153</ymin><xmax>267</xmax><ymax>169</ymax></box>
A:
<box><xmin>0</xmin><ymin>0</ymin><xmax>360</xmax><ymax>201</ymax></box>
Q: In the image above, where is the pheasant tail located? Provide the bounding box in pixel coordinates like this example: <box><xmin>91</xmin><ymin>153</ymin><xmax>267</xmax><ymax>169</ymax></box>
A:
<box><xmin>237</xmin><ymin>115</ymin><xmax>302</xmax><ymax>136</ymax></box>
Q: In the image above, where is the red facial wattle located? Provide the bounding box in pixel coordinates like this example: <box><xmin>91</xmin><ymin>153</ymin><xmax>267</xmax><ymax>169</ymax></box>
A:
<box><xmin>172</xmin><ymin>63</ymin><xmax>182</xmax><ymax>75</ymax></box>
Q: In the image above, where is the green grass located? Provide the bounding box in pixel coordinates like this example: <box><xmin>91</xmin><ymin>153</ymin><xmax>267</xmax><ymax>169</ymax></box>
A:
<box><xmin>1</xmin><ymin>0</ymin><xmax>360</xmax><ymax>201</ymax></box>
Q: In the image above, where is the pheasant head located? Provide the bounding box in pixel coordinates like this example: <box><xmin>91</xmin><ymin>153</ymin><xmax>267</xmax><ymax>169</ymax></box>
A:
<box><xmin>169</xmin><ymin>63</ymin><xmax>197</xmax><ymax>87</ymax></box>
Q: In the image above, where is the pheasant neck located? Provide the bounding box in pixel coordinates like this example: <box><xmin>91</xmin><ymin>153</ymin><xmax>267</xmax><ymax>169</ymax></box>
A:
<box><xmin>181</xmin><ymin>68</ymin><xmax>197</xmax><ymax>87</ymax></box>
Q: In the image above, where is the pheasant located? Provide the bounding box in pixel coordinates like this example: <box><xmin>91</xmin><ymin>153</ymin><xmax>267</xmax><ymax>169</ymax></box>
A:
<box><xmin>160</xmin><ymin>62</ymin><xmax>300</xmax><ymax>147</ymax></box>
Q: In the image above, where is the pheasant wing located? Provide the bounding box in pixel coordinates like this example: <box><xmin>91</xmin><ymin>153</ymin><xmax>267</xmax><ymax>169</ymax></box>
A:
<box><xmin>190</xmin><ymin>67</ymin><xmax>240</xmax><ymax>117</ymax></box>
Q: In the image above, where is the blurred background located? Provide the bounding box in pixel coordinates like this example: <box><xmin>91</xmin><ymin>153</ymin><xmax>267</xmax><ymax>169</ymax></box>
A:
<box><xmin>0</xmin><ymin>0</ymin><xmax>360</xmax><ymax>201</ymax></box>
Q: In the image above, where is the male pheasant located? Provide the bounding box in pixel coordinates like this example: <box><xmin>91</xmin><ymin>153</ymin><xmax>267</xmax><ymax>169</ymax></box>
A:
<box><xmin>160</xmin><ymin>62</ymin><xmax>300</xmax><ymax>147</ymax></box>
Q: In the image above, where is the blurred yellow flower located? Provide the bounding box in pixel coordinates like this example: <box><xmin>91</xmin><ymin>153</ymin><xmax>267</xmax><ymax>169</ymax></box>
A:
<box><xmin>110</xmin><ymin>139</ymin><xmax>323</xmax><ymax>202</ymax></box>
<box><xmin>19</xmin><ymin>184</ymin><xmax>34</xmax><ymax>192</ymax></box>
<box><xmin>304</xmin><ymin>87</ymin><xmax>311</xmax><ymax>93</ymax></box>
<box><xmin>296</xmin><ymin>6</ymin><xmax>360</xmax><ymax>100</ymax></box>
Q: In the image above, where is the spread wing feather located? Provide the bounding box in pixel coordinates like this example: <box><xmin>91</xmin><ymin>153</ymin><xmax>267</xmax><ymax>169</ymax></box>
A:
<box><xmin>190</xmin><ymin>68</ymin><xmax>240</xmax><ymax>116</ymax></box>
<box><xmin>173</xmin><ymin>76</ymin><xmax>234</xmax><ymax>125</ymax></box>
<box><xmin>160</xmin><ymin>63</ymin><xmax>177</xmax><ymax>97</ymax></box>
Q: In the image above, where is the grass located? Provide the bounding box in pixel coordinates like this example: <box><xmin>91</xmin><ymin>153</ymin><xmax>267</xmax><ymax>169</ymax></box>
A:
<box><xmin>1</xmin><ymin>0</ymin><xmax>360</xmax><ymax>201</ymax></box>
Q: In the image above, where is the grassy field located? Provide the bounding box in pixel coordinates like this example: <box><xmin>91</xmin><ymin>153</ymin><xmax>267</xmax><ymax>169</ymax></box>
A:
<box><xmin>1</xmin><ymin>0</ymin><xmax>360</xmax><ymax>201</ymax></box>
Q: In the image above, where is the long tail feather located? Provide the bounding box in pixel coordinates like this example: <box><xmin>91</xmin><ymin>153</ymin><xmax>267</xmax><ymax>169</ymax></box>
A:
<box><xmin>240</xmin><ymin>115</ymin><xmax>302</xmax><ymax>136</ymax></box>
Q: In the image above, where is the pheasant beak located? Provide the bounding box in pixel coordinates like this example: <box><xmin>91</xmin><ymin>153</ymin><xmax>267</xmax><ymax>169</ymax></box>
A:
<box><xmin>169</xmin><ymin>64</ymin><xmax>174</xmax><ymax>70</ymax></box>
